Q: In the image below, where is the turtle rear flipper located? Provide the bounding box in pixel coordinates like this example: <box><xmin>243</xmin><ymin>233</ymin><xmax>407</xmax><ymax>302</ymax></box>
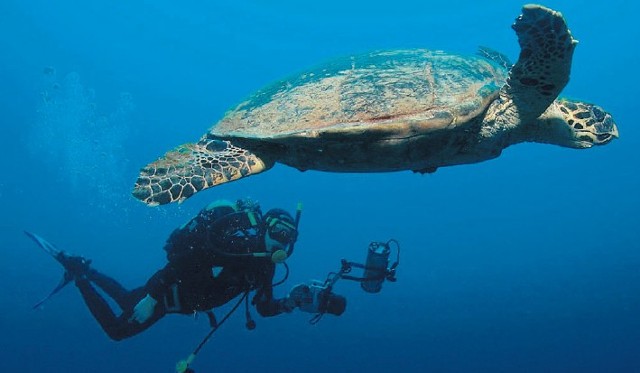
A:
<box><xmin>504</xmin><ymin>4</ymin><xmax>577</xmax><ymax>121</ymax></box>
<box><xmin>133</xmin><ymin>139</ymin><xmax>272</xmax><ymax>206</ymax></box>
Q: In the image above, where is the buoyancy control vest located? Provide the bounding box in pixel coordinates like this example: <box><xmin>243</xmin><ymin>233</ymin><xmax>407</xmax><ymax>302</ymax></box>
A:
<box><xmin>163</xmin><ymin>199</ymin><xmax>266</xmax><ymax>267</ymax></box>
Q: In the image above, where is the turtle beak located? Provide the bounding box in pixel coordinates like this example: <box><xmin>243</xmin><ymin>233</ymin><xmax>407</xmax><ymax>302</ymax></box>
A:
<box><xmin>610</xmin><ymin>123</ymin><xmax>620</xmax><ymax>139</ymax></box>
<box><xmin>593</xmin><ymin>112</ymin><xmax>619</xmax><ymax>145</ymax></box>
<box><xmin>575</xmin><ymin>106</ymin><xmax>619</xmax><ymax>147</ymax></box>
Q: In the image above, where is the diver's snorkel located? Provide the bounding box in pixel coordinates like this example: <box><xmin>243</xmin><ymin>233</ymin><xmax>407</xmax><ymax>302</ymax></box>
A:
<box><xmin>287</xmin><ymin>202</ymin><xmax>303</xmax><ymax>258</ymax></box>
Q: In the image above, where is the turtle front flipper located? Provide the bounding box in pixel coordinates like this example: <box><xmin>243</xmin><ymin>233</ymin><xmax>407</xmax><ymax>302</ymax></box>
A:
<box><xmin>503</xmin><ymin>4</ymin><xmax>578</xmax><ymax>122</ymax></box>
<box><xmin>132</xmin><ymin>139</ymin><xmax>272</xmax><ymax>206</ymax></box>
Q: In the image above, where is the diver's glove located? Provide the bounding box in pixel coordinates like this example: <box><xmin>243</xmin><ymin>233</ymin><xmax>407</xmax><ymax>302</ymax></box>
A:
<box><xmin>130</xmin><ymin>294</ymin><xmax>158</xmax><ymax>323</ymax></box>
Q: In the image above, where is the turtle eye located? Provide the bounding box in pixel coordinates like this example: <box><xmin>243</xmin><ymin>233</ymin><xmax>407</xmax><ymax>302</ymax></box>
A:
<box><xmin>595</xmin><ymin>114</ymin><xmax>616</xmax><ymax>134</ymax></box>
<box><xmin>592</xmin><ymin>106</ymin><xmax>605</xmax><ymax>122</ymax></box>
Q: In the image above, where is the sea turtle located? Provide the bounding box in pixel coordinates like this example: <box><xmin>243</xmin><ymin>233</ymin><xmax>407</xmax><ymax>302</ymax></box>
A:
<box><xmin>133</xmin><ymin>4</ymin><xmax>618</xmax><ymax>206</ymax></box>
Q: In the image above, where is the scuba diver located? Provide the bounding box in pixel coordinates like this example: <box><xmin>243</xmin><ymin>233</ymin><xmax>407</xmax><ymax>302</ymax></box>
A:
<box><xmin>26</xmin><ymin>199</ymin><xmax>347</xmax><ymax>341</ymax></box>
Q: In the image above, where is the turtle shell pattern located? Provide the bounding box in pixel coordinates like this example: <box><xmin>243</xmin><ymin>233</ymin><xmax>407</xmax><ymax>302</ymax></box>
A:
<box><xmin>211</xmin><ymin>49</ymin><xmax>509</xmax><ymax>140</ymax></box>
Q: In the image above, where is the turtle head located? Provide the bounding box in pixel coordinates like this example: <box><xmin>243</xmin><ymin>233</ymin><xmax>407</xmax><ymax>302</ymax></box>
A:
<box><xmin>531</xmin><ymin>99</ymin><xmax>619</xmax><ymax>149</ymax></box>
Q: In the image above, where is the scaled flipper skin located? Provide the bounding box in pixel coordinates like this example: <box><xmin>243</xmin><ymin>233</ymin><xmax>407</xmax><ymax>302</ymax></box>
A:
<box><xmin>503</xmin><ymin>4</ymin><xmax>577</xmax><ymax>122</ymax></box>
<box><xmin>133</xmin><ymin>139</ymin><xmax>271</xmax><ymax>206</ymax></box>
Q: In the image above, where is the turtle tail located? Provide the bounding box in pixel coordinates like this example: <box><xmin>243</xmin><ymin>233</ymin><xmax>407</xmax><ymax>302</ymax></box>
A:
<box><xmin>132</xmin><ymin>139</ymin><xmax>272</xmax><ymax>206</ymax></box>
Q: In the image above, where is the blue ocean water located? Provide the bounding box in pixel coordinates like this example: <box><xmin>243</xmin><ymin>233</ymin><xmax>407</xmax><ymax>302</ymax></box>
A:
<box><xmin>1</xmin><ymin>0</ymin><xmax>638</xmax><ymax>372</ymax></box>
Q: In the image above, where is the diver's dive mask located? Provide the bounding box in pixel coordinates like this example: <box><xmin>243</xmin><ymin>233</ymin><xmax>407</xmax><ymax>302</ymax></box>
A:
<box><xmin>263</xmin><ymin>212</ymin><xmax>299</xmax><ymax>263</ymax></box>
<box><xmin>266</xmin><ymin>216</ymin><xmax>298</xmax><ymax>246</ymax></box>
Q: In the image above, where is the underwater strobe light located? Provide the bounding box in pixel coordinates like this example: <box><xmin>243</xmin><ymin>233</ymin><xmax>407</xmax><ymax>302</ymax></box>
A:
<box><xmin>360</xmin><ymin>240</ymin><xmax>399</xmax><ymax>293</ymax></box>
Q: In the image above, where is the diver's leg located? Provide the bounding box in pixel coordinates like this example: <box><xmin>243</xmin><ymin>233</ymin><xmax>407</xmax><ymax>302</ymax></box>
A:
<box><xmin>84</xmin><ymin>269</ymin><xmax>133</xmax><ymax>310</ymax></box>
<box><xmin>75</xmin><ymin>279</ymin><xmax>166</xmax><ymax>341</ymax></box>
<box><xmin>52</xmin><ymin>251</ymin><xmax>132</xmax><ymax>309</ymax></box>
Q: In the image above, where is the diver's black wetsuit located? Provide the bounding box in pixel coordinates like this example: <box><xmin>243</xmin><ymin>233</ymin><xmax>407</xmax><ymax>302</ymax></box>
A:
<box><xmin>75</xmin><ymin>204</ymin><xmax>291</xmax><ymax>341</ymax></box>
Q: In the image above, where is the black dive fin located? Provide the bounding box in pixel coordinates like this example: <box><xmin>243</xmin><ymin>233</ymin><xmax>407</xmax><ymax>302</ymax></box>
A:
<box><xmin>24</xmin><ymin>231</ymin><xmax>74</xmax><ymax>309</ymax></box>
<box><xmin>32</xmin><ymin>272</ymin><xmax>74</xmax><ymax>309</ymax></box>
<box><xmin>24</xmin><ymin>231</ymin><xmax>62</xmax><ymax>257</ymax></box>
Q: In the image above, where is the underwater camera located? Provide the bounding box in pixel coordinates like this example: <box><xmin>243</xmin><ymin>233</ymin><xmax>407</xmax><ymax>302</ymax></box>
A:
<box><xmin>304</xmin><ymin>239</ymin><xmax>400</xmax><ymax>324</ymax></box>
<box><xmin>296</xmin><ymin>280</ymin><xmax>347</xmax><ymax>316</ymax></box>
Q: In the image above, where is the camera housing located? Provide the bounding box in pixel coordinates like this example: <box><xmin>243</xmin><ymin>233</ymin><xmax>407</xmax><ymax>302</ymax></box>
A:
<box><xmin>298</xmin><ymin>281</ymin><xmax>346</xmax><ymax>316</ymax></box>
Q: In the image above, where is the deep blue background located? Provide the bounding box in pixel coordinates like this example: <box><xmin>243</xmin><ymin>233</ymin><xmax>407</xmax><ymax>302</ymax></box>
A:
<box><xmin>1</xmin><ymin>1</ymin><xmax>638</xmax><ymax>372</ymax></box>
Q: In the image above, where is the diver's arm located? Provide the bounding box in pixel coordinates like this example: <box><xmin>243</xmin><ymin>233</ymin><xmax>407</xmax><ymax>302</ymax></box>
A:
<box><xmin>254</xmin><ymin>288</ymin><xmax>295</xmax><ymax>316</ymax></box>
<box><xmin>253</xmin><ymin>265</ymin><xmax>295</xmax><ymax>317</ymax></box>
<box><xmin>144</xmin><ymin>264</ymin><xmax>179</xmax><ymax>301</ymax></box>
<box><xmin>130</xmin><ymin>263</ymin><xmax>183</xmax><ymax>323</ymax></box>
